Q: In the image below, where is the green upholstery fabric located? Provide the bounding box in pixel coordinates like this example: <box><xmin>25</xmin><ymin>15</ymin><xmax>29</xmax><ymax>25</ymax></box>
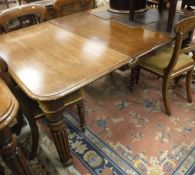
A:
<box><xmin>139</xmin><ymin>47</ymin><xmax>194</xmax><ymax>76</ymax></box>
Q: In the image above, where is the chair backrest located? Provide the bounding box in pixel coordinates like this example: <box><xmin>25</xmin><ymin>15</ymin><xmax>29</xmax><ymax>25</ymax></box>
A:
<box><xmin>147</xmin><ymin>0</ymin><xmax>158</xmax><ymax>8</ymax></box>
<box><xmin>53</xmin><ymin>0</ymin><xmax>89</xmax><ymax>17</ymax></box>
<box><xmin>181</xmin><ymin>0</ymin><xmax>195</xmax><ymax>9</ymax></box>
<box><xmin>0</xmin><ymin>0</ymin><xmax>17</xmax><ymax>9</ymax></box>
<box><xmin>0</xmin><ymin>4</ymin><xmax>46</xmax><ymax>32</ymax></box>
<box><xmin>165</xmin><ymin>15</ymin><xmax>195</xmax><ymax>75</ymax></box>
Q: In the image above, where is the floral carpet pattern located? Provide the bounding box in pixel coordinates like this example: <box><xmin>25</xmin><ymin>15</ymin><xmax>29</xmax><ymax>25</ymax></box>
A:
<box><xmin>66</xmin><ymin>70</ymin><xmax>195</xmax><ymax>175</ymax></box>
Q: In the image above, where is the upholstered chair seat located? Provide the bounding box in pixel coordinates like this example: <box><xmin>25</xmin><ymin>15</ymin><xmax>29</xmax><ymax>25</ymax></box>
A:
<box><xmin>139</xmin><ymin>47</ymin><xmax>194</xmax><ymax>76</ymax></box>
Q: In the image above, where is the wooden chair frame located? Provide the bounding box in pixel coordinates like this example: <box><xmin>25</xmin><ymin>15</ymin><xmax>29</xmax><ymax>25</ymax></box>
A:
<box><xmin>181</xmin><ymin>0</ymin><xmax>195</xmax><ymax>9</ymax></box>
<box><xmin>53</xmin><ymin>0</ymin><xmax>89</xmax><ymax>17</ymax></box>
<box><xmin>0</xmin><ymin>79</ymin><xmax>32</xmax><ymax>175</ymax></box>
<box><xmin>0</xmin><ymin>57</ymin><xmax>39</xmax><ymax>159</ymax></box>
<box><xmin>136</xmin><ymin>16</ymin><xmax>195</xmax><ymax>115</ymax></box>
<box><xmin>0</xmin><ymin>4</ymin><xmax>46</xmax><ymax>32</ymax></box>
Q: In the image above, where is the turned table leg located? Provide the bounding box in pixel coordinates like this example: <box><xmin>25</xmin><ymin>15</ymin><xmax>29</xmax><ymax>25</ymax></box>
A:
<box><xmin>39</xmin><ymin>99</ymin><xmax>73</xmax><ymax>166</ymax></box>
<box><xmin>0</xmin><ymin>127</ymin><xmax>32</xmax><ymax>175</ymax></box>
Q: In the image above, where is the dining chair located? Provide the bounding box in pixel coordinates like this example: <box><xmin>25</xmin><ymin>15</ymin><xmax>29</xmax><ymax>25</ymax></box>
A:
<box><xmin>134</xmin><ymin>15</ymin><xmax>195</xmax><ymax>116</ymax></box>
<box><xmin>0</xmin><ymin>57</ymin><xmax>39</xmax><ymax>160</ymax></box>
<box><xmin>181</xmin><ymin>0</ymin><xmax>195</xmax><ymax>9</ymax></box>
<box><xmin>0</xmin><ymin>4</ymin><xmax>46</xmax><ymax>32</ymax></box>
<box><xmin>0</xmin><ymin>78</ymin><xmax>32</xmax><ymax>175</ymax></box>
<box><xmin>53</xmin><ymin>0</ymin><xmax>90</xmax><ymax>17</ymax></box>
<box><xmin>147</xmin><ymin>0</ymin><xmax>158</xmax><ymax>8</ymax></box>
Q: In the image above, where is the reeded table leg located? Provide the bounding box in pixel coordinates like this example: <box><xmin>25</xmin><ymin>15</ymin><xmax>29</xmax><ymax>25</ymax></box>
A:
<box><xmin>39</xmin><ymin>99</ymin><xmax>73</xmax><ymax>166</ymax></box>
<box><xmin>0</xmin><ymin>127</ymin><xmax>32</xmax><ymax>175</ymax></box>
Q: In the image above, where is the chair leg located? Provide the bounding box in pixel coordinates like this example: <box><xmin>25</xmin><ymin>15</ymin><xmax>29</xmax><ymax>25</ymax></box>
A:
<box><xmin>24</xmin><ymin>111</ymin><xmax>39</xmax><ymax>160</ymax></box>
<box><xmin>174</xmin><ymin>75</ymin><xmax>183</xmax><ymax>86</ymax></box>
<box><xmin>186</xmin><ymin>70</ymin><xmax>193</xmax><ymax>103</ymax></box>
<box><xmin>130</xmin><ymin>66</ymin><xmax>140</xmax><ymax>91</ymax></box>
<box><xmin>11</xmin><ymin>111</ymin><xmax>26</xmax><ymax>136</ymax></box>
<box><xmin>13</xmin><ymin>108</ymin><xmax>39</xmax><ymax>160</ymax></box>
<box><xmin>0</xmin><ymin>164</ymin><xmax>5</xmax><ymax>175</ymax></box>
<box><xmin>77</xmin><ymin>100</ymin><xmax>85</xmax><ymax>132</ymax></box>
<box><xmin>0</xmin><ymin>127</ymin><xmax>32</xmax><ymax>175</ymax></box>
<box><xmin>135</xmin><ymin>66</ymin><xmax>141</xmax><ymax>84</ymax></box>
<box><xmin>162</xmin><ymin>76</ymin><xmax>171</xmax><ymax>116</ymax></box>
<box><xmin>17</xmin><ymin>101</ymin><xmax>39</xmax><ymax>160</ymax></box>
<box><xmin>181</xmin><ymin>1</ymin><xmax>185</xmax><ymax>9</ymax></box>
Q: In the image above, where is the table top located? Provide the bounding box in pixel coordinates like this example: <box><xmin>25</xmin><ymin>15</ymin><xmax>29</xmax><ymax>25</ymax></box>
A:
<box><xmin>49</xmin><ymin>12</ymin><xmax>171</xmax><ymax>58</ymax></box>
<box><xmin>0</xmin><ymin>22</ymin><xmax>129</xmax><ymax>101</ymax></box>
<box><xmin>0</xmin><ymin>11</ymin><xmax>172</xmax><ymax>102</ymax></box>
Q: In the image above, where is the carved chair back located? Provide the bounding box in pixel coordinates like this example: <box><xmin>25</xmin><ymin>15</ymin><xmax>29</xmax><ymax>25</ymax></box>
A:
<box><xmin>165</xmin><ymin>16</ymin><xmax>195</xmax><ymax>76</ymax></box>
<box><xmin>0</xmin><ymin>4</ymin><xmax>46</xmax><ymax>32</ymax></box>
<box><xmin>53</xmin><ymin>0</ymin><xmax>89</xmax><ymax>17</ymax></box>
<box><xmin>147</xmin><ymin>0</ymin><xmax>158</xmax><ymax>8</ymax></box>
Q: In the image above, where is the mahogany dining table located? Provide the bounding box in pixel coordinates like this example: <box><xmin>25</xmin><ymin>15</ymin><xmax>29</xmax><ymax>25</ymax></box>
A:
<box><xmin>0</xmin><ymin>10</ymin><xmax>171</xmax><ymax>166</ymax></box>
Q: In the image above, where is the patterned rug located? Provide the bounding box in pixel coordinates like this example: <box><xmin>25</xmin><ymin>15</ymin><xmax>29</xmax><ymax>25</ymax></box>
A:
<box><xmin>67</xmin><ymin>70</ymin><xmax>195</xmax><ymax>175</ymax></box>
<box><xmin>2</xmin><ymin>70</ymin><xmax>195</xmax><ymax>175</ymax></box>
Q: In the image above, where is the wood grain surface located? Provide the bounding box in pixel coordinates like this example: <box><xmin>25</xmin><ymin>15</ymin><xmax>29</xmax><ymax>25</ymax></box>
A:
<box><xmin>0</xmin><ymin>22</ymin><xmax>129</xmax><ymax>101</ymax></box>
